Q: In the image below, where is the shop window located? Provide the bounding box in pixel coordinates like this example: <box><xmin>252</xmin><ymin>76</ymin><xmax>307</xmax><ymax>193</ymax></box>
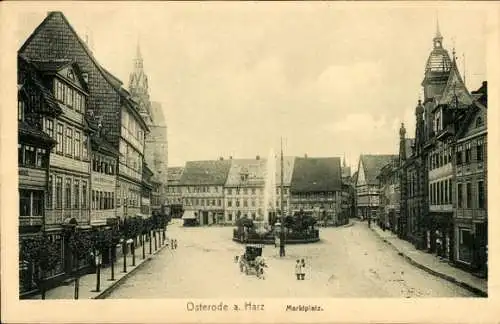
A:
<box><xmin>458</xmin><ymin>228</ymin><xmax>473</xmax><ymax>264</ymax></box>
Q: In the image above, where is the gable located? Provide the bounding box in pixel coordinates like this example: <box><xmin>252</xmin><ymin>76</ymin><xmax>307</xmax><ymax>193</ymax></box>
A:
<box><xmin>58</xmin><ymin>65</ymin><xmax>85</xmax><ymax>91</ymax></box>
<box><xmin>439</xmin><ymin>64</ymin><xmax>473</xmax><ymax>107</ymax></box>
<box><xmin>356</xmin><ymin>159</ymin><xmax>366</xmax><ymax>186</ymax></box>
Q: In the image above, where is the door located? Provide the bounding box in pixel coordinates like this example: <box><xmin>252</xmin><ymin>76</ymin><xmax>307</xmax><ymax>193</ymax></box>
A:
<box><xmin>203</xmin><ymin>212</ymin><xmax>209</xmax><ymax>225</ymax></box>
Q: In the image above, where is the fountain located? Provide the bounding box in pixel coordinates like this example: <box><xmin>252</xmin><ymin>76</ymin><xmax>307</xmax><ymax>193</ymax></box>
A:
<box><xmin>263</xmin><ymin>148</ymin><xmax>277</xmax><ymax>226</ymax></box>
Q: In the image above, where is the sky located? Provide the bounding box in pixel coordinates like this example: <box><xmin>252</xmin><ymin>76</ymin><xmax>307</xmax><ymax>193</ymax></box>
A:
<box><xmin>14</xmin><ymin>2</ymin><xmax>488</xmax><ymax>171</ymax></box>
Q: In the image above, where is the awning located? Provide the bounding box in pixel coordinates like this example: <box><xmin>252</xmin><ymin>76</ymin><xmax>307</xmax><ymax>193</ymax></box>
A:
<box><xmin>182</xmin><ymin>210</ymin><xmax>197</xmax><ymax>220</ymax></box>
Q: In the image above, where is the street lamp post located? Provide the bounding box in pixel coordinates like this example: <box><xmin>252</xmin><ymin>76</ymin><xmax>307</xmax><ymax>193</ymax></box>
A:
<box><xmin>279</xmin><ymin>137</ymin><xmax>286</xmax><ymax>257</ymax></box>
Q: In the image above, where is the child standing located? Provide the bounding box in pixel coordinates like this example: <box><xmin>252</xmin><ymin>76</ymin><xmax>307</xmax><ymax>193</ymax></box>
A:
<box><xmin>300</xmin><ymin>259</ymin><xmax>306</xmax><ymax>280</ymax></box>
<box><xmin>295</xmin><ymin>260</ymin><xmax>301</xmax><ymax>280</ymax></box>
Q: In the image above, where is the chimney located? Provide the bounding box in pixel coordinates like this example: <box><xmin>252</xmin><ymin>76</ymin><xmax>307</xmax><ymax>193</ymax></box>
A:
<box><xmin>256</xmin><ymin>155</ymin><xmax>260</xmax><ymax>160</ymax></box>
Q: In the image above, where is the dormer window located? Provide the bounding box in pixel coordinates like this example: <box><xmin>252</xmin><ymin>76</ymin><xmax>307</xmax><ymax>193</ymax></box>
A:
<box><xmin>67</xmin><ymin>70</ymin><xmax>75</xmax><ymax>80</ymax></box>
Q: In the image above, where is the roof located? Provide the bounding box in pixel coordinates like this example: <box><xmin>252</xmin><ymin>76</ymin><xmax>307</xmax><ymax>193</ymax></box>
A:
<box><xmin>30</xmin><ymin>58</ymin><xmax>72</xmax><ymax>72</ymax></box>
<box><xmin>167</xmin><ymin>167</ymin><xmax>184</xmax><ymax>181</ymax></box>
<box><xmin>359</xmin><ymin>154</ymin><xmax>398</xmax><ymax>185</ymax></box>
<box><xmin>90</xmin><ymin>134</ymin><xmax>120</xmax><ymax>157</ymax></box>
<box><xmin>18</xmin><ymin>55</ymin><xmax>62</xmax><ymax>117</ymax></box>
<box><xmin>150</xmin><ymin>101</ymin><xmax>167</xmax><ymax>127</ymax></box>
<box><xmin>225</xmin><ymin>158</ymin><xmax>267</xmax><ymax>187</ymax></box>
<box><xmin>19</xmin><ymin>11</ymin><xmax>149</xmax><ymax>132</ymax></box>
<box><xmin>179</xmin><ymin>160</ymin><xmax>232</xmax><ymax>186</ymax></box>
<box><xmin>18</xmin><ymin>121</ymin><xmax>56</xmax><ymax>146</ymax></box>
<box><xmin>290</xmin><ymin>157</ymin><xmax>342</xmax><ymax>193</ymax></box>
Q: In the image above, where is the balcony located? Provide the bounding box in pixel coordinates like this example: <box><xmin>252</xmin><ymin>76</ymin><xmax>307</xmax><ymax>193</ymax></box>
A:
<box><xmin>19</xmin><ymin>216</ymin><xmax>43</xmax><ymax>227</ymax></box>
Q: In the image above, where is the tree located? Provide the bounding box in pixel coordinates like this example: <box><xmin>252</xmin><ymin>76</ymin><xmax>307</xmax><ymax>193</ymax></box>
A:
<box><xmin>20</xmin><ymin>235</ymin><xmax>60</xmax><ymax>299</ymax></box>
<box><xmin>68</xmin><ymin>230</ymin><xmax>93</xmax><ymax>299</ymax></box>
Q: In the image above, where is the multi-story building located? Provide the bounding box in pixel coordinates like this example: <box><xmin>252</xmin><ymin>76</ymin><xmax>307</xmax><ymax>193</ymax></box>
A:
<box><xmin>225</xmin><ymin>157</ymin><xmax>267</xmax><ymax>223</ymax></box>
<box><xmin>166</xmin><ymin>167</ymin><xmax>184</xmax><ymax>218</ymax></box>
<box><xmin>17</xmin><ymin>56</ymin><xmax>58</xmax><ymax>296</ymax></box>
<box><xmin>290</xmin><ymin>157</ymin><xmax>347</xmax><ymax>226</ymax></box>
<box><xmin>355</xmin><ymin>154</ymin><xmax>398</xmax><ymax>220</ymax></box>
<box><xmin>141</xmin><ymin>164</ymin><xmax>154</xmax><ymax>217</ymax></box>
<box><xmin>19</xmin><ymin>12</ymin><xmax>149</xmax><ymax>224</ymax></box>
<box><xmin>401</xmin><ymin>23</ymin><xmax>488</xmax><ymax>274</ymax></box>
<box><xmin>88</xmin><ymin>118</ymin><xmax>119</xmax><ymax>225</ymax></box>
<box><xmin>453</xmin><ymin>81</ymin><xmax>487</xmax><ymax>274</ymax></box>
<box><xmin>376</xmin><ymin>156</ymin><xmax>400</xmax><ymax>232</ymax></box>
<box><xmin>179</xmin><ymin>160</ymin><xmax>232</xmax><ymax>225</ymax></box>
<box><xmin>129</xmin><ymin>45</ymin><xmax>168</xmax><ymax>213</ymax></box>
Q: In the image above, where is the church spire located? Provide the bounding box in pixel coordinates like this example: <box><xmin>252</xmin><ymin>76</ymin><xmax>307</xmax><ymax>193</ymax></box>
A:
<box><xmin>135</xmin><ymin>38</ymin><xmax>143</xmax><ymax>70</ymax></box>
<box><xmin>433</xmin><ymin>15</ymin><xmax>443</xmax><ymax>48</ymax></box>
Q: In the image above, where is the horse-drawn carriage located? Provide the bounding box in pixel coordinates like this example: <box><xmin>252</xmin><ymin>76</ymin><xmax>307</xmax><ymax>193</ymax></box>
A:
<box><xmin>237</xmin><ymin>244</ymin><xmax>267</xmax><ymax>279</ymax></box>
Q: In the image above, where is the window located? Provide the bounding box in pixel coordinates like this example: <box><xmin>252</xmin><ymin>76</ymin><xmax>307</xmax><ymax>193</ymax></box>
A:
<box><xmin>457</xmin><ymin>183</ymin><xmax>463</xmax><ymax>208</ymax></box>
<box><xmin>92</xmin><ymin>190</ymin><xmax>96</xmax><ymax>209</ymax></box>
<box><xmin>65</xmin><ymin>178</ymin><xmax>72</xmax><ymax>209</ymax></box>
<box><xmin>476</xmin><ymin>139</ymin><xmax>484</xmax><ymax>162</ymax></box>
<box><xmin>444</xmin><ymin>180</ymin><xmax>448</xmax><ymax>204</ymax></box>
<box><xmin>24</xmin><ymin>145</ymin><xmax>36</xmax><ymax>166</ymax></box>
<box><xmin>448</xmin><ymin>179</ymin><xmax>453</xmax><ymax>204</ymax></box>
<box><xmin>36</xmin><ymin>148</ymin><xmax>47</xmax><ymax>168</ymax></box>
<box><xmin>56</xmin><ymin>123</ymin><xmax>63</xmax><ymax>154</ymax></box>
<box><xmin>456</xmin><ymin>146</ymin><xmax>463</xmax><ymax>165</ymax></box>
<box><xmin>74</xmin><ymin>131</ymin><xmax>81</xmax><ymax>158</ymax></box>
<box><xmin>45</xmin><ymin>118</ymin><xmax>54</xmax><ymax>139</ymax></box>
<box><xmin>236</xmin><ymin>199</ymin><xmax>240</xmax><ymax>207</ymax></box>
<box><xmin>47</xmin><ymin>175</ymin><xmax>53</xmax><ymax>209</ymax></box>
<box><xmin>111</xmin><ymin>192</ymin><xmax>114</xmax><ymax>209</ymax></box>
<box><xmin>65</xmin><ymin>127</ymin><xmax>73</xmax><ymax>156</ymax></box>
<box><xmin>440</xmin><ymin>181</ymin><xmax>444</xmax><ymax>205</ymax></box>
<box><xmin>478</xmin><ymin>180</ymin><xmax>485</xmax><ymax>209</ymax></box>
<box><xmin>465</xmin><ymin>143</ymin><xmax>472</xmax><ymax>164</ymax></box>
<box><xmin>243</xmin><ymin>199</ymin><xmax>248</xmax><ymax>207</ymax></box>
<box><xmin>74</xmin><ymin>180</ymin><xmax>80</xmax><ymax>209</ymax></box>
<box><xmin>19</xmin><ymin>189</ymin><xmax>31</xmax><ymax>217</ymax></box>
<box><xmin>18</xmin><ymin>99</ymin><xmax>25</xmax><ymax>121</ymax></box>
<box><xmin>55</xmin><ymin>177</ymin><xmax>62</xmax><ymax>209</ymax></box>
<box><xmin>81</xmin><ymin>180</ymin><xmax>87</xmax><ymax>209</ymax></box>
<box><xmin>466</xmin><ymin>183</ymin><xmax>472</xmax><ymax>209</ymax></box>
<box><xmin>228</xmin><ymin>200</ymin><xmax>232</xmax><ymax>207</ymax></box>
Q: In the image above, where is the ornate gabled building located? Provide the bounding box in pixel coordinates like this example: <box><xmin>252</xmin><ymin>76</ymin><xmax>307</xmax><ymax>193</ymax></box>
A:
<box><xmin>290</xmin><ymin>157</ymin><xmax>347</xmax><ymax>226</ymax></box>
<box><xmin>400</xmin><ymin>21</ymin><xmax>488</xmax><ymax>276</ymax></box>
<box><xmin>128</xmin><ymin>45</ymin><xmax>168</xmax><ymax>215</ymax></box>
<box><xmin>355</xmin><ymin>154</ymin><xmax>398</xmax><ymax>220</ymax></box>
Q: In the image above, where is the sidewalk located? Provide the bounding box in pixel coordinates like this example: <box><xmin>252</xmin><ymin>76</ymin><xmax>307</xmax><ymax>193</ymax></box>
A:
<box><xmin>370</xmin><ymin>224</ymin><xmax>488</xmax><ymax>297</ymax></box>
<box><xmin>29</xmin><ymin>236</ymin><xmax>171</xmax><ymax>300</ymax></box>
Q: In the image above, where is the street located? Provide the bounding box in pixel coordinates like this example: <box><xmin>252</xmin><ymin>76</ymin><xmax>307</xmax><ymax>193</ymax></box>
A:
<box><xmin>107</xmin><ymin>220</ymin><xmax>474</xmax><ymax>298</ymax></box>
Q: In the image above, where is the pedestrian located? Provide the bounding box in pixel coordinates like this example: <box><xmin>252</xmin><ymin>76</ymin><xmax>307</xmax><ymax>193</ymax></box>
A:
<box><xmin>300</xmin><ymin>259</ymin><xmax>306</xmax><ymax>280</ymax></box>
<box><xmin>171</xmin><ymin>238</ymin><xmax>174</xmax><ymax>249</ymax></box>
<box><xmin>274</xmin><ymin>235</ymin><xmax>279</xmax><ymax>248</ymax></box>
<box><xmin>295</xmin><ymin>260</ymin><xmax>301</xmax><ymax>280</ymax></box>
<box><xmin>174</xmin><ymin>239</ymin><xmax>178</xmax><ymax>250</ymax></box>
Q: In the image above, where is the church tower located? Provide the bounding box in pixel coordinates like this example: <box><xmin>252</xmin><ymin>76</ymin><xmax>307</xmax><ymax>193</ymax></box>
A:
<box><xmin>129</xmin><ymin>42</ymin><xmax>152</xmax><ymax>125</ymax></box>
